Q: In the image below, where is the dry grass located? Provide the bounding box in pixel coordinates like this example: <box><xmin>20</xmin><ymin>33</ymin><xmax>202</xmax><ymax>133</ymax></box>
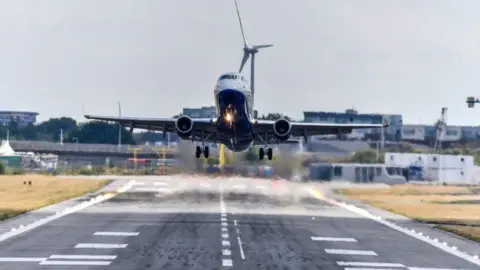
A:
<box><xmin>338</xmin><ymin>184</ymin><xmax>480</xmax><ymax>241</ymax></box>
<box><xmin>0</xmin><ymin>175</ymin><xmax>110</xmax><ymax>220</ymax></box>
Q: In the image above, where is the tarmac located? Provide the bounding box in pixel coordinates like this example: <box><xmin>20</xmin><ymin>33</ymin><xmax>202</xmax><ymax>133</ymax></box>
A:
<box><xmin>0</xmin><ymin>175</ymin><xmax>478</xmax><ymax>269</ymax></box>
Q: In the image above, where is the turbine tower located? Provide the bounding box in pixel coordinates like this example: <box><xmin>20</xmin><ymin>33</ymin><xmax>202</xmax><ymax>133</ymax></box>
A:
<box><xmin>234</xmin><ymin>0</ymin><xmax>273</xmax><ymax>109</ymax></box>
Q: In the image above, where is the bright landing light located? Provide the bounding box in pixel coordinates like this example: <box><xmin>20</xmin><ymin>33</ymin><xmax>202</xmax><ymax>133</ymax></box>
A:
<box><xmin>225</xmin><ymin>113</ymin><xmax>232</xmax><ymax>122</ymax></box>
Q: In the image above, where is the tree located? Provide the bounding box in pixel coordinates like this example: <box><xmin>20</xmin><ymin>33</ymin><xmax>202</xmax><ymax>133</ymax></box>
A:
<box><xmin>258</xmin><ymin>113</ymin><xmax>292</xmax><ymax>121</ymax></box>
<box><xmin>37</xmin><ymin>117</ymin><xmax>78</xmax><ymax>141</ymax></box>
<box><xmin>67</xmin><ymin>121</ymin><xmax>135</xmax><ymax>145</ymax></box>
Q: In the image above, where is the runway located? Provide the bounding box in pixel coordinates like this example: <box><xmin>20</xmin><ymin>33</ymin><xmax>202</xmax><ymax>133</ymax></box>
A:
<box><xmin>0</xmin><ymin>176</ymin><xmax>478</xmax><ymax>269</ymax></box>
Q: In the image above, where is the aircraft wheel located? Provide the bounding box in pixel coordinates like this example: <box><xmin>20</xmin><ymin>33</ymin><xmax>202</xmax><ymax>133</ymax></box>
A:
<box><xmin>259</xmin><ymin>147</ymin><xmax>265</xmax><ymax>160</ymax></box>
<box><xmin>204</xmin><ymin>146</ymin><xmax>210</xmax><ymax>158</ymax></box>
<box><xmin>195</xmin><ymin>146</ymin><xmax>202</xmax><ymax>158</ymax></box>
<box><xmin>267</xmin><ymin>148</ymin><xmax>273</xmax><ymax>160</ymax></box>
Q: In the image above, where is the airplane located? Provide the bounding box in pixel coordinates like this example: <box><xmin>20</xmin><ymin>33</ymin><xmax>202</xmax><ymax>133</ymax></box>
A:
<box><xmin>85</xmin><ymin>71</ymin><xmax>388</xmax><ymax>160</ymax></box>
<box><xmin>84</xmin><ymin>1</ymin><xmax>389</xmax><ymax>161</ymax></box>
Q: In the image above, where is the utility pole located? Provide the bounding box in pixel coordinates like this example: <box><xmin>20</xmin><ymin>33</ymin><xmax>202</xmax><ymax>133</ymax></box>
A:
<box><xmin>117</xmin><ymin>102</ymin><xmax>122</xmax><ymax>147</ymax></box>
<box><xmin>60</xmin><ymin>129</ymin><xmax>63</xmax><ymax>145</ymax></box>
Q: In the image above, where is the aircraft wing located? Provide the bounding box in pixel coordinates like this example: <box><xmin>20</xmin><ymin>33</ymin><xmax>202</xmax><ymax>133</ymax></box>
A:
<box><xmin>84</xmin><ymin>115</ymin><xmax>217</xmax><ymax>134</ymax></box>
<box><xmin>252</xmin><ymin>119</ymin><xmax>388</xmax><ymax>141</ymax></box>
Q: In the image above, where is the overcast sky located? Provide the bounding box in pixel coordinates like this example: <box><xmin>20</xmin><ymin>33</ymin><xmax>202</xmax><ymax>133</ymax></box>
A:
<box><xmin>0</xmin><ymin>0</ymin><xmax>479</xmax><ymax>125</ymax></box>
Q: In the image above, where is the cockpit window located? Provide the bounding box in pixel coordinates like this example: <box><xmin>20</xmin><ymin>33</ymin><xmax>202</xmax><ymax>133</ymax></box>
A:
<box><xmin>219</xmin><ymin>74</ymin><xmax>243</xmax><ymax>81</ymax></box>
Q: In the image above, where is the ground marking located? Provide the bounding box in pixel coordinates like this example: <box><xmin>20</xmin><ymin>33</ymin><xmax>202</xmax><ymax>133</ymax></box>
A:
<box><xmin>154</xmin><ymin>182</ymin><xmax>168</xmax><ymax>186</ymax></box>
<box><xmin>94</xmin><ymin>232</ymin><xmax>139</xmax><ymax>236</ymax></box>
<box><xmin>49</xmin><ymin>255</ymin><xmax>117</xmax><ymax>260</ymax></box>
<box><xmin>237</xmin><ymin>236</ymin><xmax>246</xmax><ymax>260</ymax></box>
<box><xmin>75</xmin><ymin>243</ymin><xmax>127</xmax><ymax>249</ymax></box>
<box><xmin>40</xmin><ymin>260</ymin><xmax>111</xmax><ymax>266</ymax></box>
<box><xmin>311</xmin><ymin>237</ymin><xmax>357</xmax><ymax>242</ymax></box>
<box><xmin>337</xmin><ymin>262</ymin><xmax>404</xmax><ymax>267</ymax></box>
<box><xmin>222</xmin><ymin>259</ymin><xmax>233</xmax><ymax>267</ymax></box>
<box><xmin>325</xmin><ymin>249</ymin><xmax>377</xmax><ymax>256</ymax></box>
<box><xmin>0</xmin><ymin>257</ymin><xmax>46</xmax><ymax>262</ymax></box>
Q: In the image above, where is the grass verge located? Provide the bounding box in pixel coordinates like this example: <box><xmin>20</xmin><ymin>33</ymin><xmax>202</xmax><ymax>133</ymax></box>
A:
<box><xmin>0</xmin><ymin>175</ymin><xmax>111</xmax><ymax>221</ymax></box>
<box><xmin>337</xmin><ymin>184</ymin><xmax>480</xmax><ymax>242</ymax></box>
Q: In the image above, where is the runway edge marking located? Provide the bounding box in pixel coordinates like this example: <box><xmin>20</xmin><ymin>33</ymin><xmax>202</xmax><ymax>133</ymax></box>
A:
<box><xmin>308</xmin><ymin>188</ymin><xmax>480</xmax><ymax>267</ymax></box>
<box><xmin>0</xmin><ymin>180</ymin><xmax>136</xmax><ymax>243</ymax></box>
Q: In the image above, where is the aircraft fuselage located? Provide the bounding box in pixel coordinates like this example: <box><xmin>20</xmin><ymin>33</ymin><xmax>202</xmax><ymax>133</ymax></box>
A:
<box><xmin>213</xmin><ymin>72</ymin><xmax>255</xmax><ymax>152</ymax></box>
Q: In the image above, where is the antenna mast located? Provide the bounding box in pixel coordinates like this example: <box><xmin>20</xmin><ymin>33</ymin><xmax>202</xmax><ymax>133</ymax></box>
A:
<box><xmin>234</xmin><ymin>0</ymin><xmax>273</xmax><ymax>109</ymax></box>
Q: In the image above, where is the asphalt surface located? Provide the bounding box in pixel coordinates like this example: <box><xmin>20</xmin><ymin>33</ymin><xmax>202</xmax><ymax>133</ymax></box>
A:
<box><xmin>0</xmin><ymin>176</ymin><xmax>478</xmax><ymax>269</ymax></box>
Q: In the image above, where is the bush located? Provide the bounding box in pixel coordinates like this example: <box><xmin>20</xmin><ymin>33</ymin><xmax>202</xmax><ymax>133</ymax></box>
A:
<box><xmin>0</xmin><ymin>163</ymin><xmax>5</xmax><ymax>175</ymax></box>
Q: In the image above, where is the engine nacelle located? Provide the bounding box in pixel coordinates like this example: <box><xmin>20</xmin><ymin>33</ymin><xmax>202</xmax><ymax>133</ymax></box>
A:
<box><xmin>273</xmin><ymin>118</ymin><xmax>292</xmax><ymax>141</ymax></box>
<box><xmin>175</xmin><ymin>115</ymin><xmax>194</xmax><ymax>138</ymax></box>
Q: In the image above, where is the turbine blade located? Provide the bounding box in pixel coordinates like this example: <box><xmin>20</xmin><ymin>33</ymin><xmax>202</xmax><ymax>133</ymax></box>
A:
<box><xmin>239</xmin><ymin>52</ymin><xmax>249</xmax><ymax>72</ymax></box>
<box><xmin>234</xmin><ymin>0</ymin><xmax>248</xmax><ymax>47</ymax></box>
<box><xmin>253</xmin><ymin>44</ymin><xmax>273</xmax><ymax>49</ymax></box>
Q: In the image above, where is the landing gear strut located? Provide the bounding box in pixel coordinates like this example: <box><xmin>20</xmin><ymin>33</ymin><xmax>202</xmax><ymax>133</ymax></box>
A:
<box><xmin>195</xmin><ymin>145</ymin><xmax>209</xmax><ymax>159</ymax></box>
<box><xmin>259</xmin><ymin>147</ymin><xmax>273</xmax><ymax>160</ymax></box>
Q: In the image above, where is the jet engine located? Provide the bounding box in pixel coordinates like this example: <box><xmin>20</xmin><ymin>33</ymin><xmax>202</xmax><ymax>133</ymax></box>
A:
<box><xmin>273</xmin><ymin>118</ymin><xmax>292</xmax><ymax>141</ymax></box>
<box><xmin>175</xmin><ymin>115</ymin><xmax>194</xmax><ymax>138</ymax></box>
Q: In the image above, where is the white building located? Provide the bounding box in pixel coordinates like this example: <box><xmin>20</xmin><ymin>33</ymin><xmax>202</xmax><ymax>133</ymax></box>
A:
<box><xmin>385</xmin><ymin>152</ymin><xmax>479</xmax><ymax>184</ymax></box>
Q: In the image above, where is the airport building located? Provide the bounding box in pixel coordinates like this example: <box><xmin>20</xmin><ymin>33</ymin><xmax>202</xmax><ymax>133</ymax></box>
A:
<box><xmin>303</xmin><ymin>109</ymin><xmax>403</xmax><ymax>140</ymax></box>
<box><xmin>0</xmin><ymin>111</ymin><xmax>39</xmax><ymax>127</ymax></box>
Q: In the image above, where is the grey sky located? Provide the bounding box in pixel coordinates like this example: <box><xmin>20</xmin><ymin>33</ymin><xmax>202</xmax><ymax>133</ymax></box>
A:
<box><xmin>0</xmin><ymin>0</ymin><xmax>479</xmax><ymax>125</ymax></box>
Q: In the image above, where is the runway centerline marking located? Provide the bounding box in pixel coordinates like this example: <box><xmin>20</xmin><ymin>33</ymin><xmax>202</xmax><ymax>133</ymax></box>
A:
<box><xmin>75</xmin><ymin>243</ymin><xmax>127</xmax><ymax>249</ymax></box>
<box><xmin>219</xmin><ymin>185</ymin><xmax>233</xmax><ymax>267</ymax></box>
<box><xmin>94</xmin><ymin>232</ymin><xmax>139</xmax><ymax>236</ymax></box>
<box><xmin>311</xmin><ymin>237</ymin><xmax>357</xmax><ymax>242</ymax></box>
<box><xmin>325</xmin><ymin>249</ymin><xmax>377</xmax><ymax>256</ymax></box>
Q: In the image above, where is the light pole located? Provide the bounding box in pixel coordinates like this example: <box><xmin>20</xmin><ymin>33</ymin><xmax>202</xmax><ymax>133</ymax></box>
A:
<box><xmin>117</xmin><ymin>102</ymin><xmax>122</xmax><ymax>147</ymax></box>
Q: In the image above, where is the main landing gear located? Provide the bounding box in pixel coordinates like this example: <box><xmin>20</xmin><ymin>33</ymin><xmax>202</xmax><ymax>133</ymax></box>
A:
<box><xmin>259</xmin><ymin>147</ymin><xmax>273</xmax><ymax>160</ymax></box>
<box><xmin>195</xmin><ymin>145</ymin><xmax>209</xmax><ymax>159</ymax></box>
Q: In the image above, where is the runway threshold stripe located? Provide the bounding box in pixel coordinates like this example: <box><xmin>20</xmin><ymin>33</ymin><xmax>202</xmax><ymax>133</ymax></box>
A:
<box><xmin>94</xmin><ymin>232</ymin><xmax>139</xmax><ymax>236</ymax></box>
<box><xmin>0</xmin><ymin>257</ymin><xmax>46</xmax><ymax>262</ymax></box>
<box><xmin>337</xmin><ymin>262</ymin><xmax>404</xmax><ymax>267</ymax></box>
<box><xmin>49</xmin><ymin>255</ymin><xmax>117</xmax><ymax>260</ymax></box>
<box><xmin>325</xmin><ymin>249</ymin><xmax>377</xmax><ymax>256</ymax></box>
<box><xmin>312</xmin><ymin>237</ymin><xmax>357</xmax><ymax>242</ymax></box>
<box><xmin>75</xmin><ymin>243</ymin><xmax>127</xmax><ymax>249</ymax></box>
<box><xmin>40</xmin><ymin>260</ymin><xmax>111</xmax><ymax>266</ymax></box>
<box><xmin>222</xmin><ymin>259</ymin><xmax>233</xmax><ymax>267</ymax></box>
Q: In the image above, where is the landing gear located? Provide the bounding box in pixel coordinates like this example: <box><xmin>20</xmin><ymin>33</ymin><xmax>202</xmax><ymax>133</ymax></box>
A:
<box><xmin>195</xmin><ymin>145</ymin><xmax>210</xmax><ymax>159</ymax></box>
<box><xmin>258</xmin><ymin>147</ymin><xmax>273</xmax><ymax>160</ymax></box>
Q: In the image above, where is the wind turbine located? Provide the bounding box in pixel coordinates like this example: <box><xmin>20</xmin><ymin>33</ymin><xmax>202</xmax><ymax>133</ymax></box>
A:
<box><xmin>234</xmin><ymin>0</ymin><xmax>273</xmax><ymax>108</ymax></box>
